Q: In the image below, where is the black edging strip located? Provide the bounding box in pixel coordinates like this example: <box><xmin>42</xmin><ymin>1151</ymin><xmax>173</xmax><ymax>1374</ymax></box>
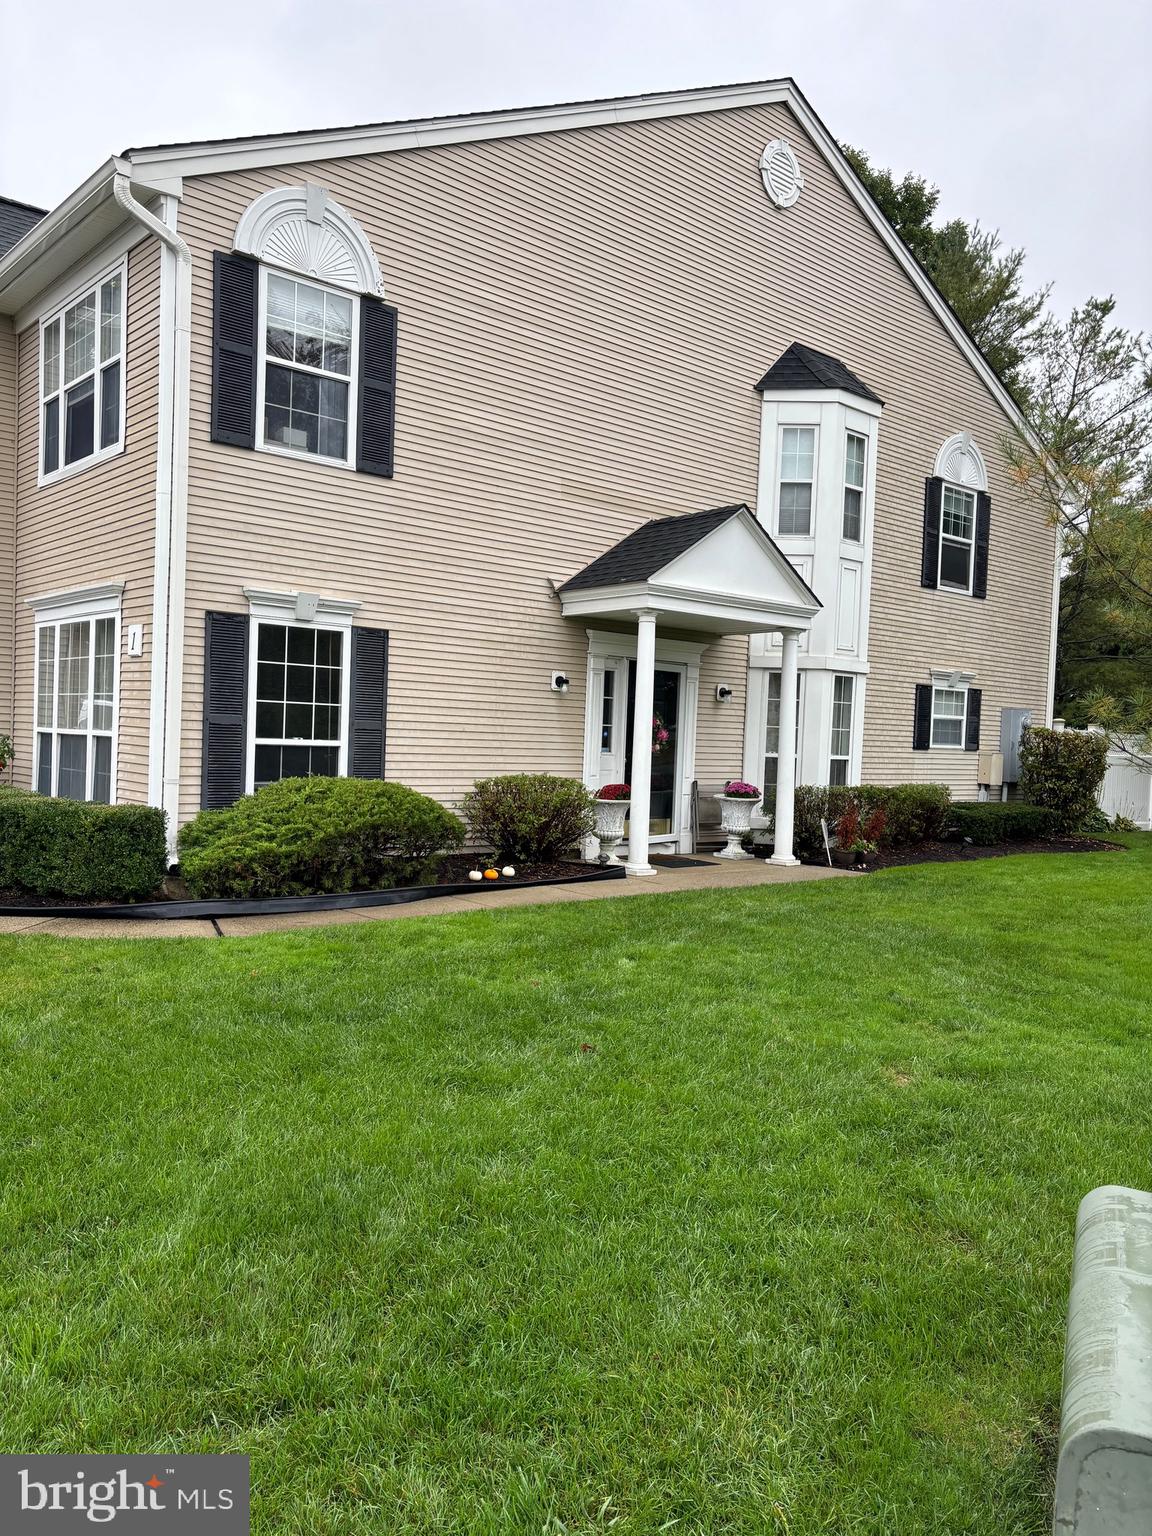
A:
<box><xmin>0</xmin><ymin>866</ymin><xmax>628</xmax><ymax>922</ymax></box>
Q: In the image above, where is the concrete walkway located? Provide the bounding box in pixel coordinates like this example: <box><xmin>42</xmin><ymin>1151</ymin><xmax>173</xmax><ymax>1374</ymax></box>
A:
<box><xmin>0</xmin><ymin>857</ymin><xmax>850</xmax><ymax>940</ymax></box>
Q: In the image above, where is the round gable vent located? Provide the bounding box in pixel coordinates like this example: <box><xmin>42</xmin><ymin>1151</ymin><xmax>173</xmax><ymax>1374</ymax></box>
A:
<box><xmin>759</xmin><ymin>139</ymin><xmax>804</xmax><ymax>209</ymax></box>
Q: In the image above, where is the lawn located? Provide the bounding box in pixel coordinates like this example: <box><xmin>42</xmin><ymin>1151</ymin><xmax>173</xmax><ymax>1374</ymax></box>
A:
<box><xmin>0</xmin><ymin>837</ymin><xmax>1149</xmax><ymax>1534</ymax></box>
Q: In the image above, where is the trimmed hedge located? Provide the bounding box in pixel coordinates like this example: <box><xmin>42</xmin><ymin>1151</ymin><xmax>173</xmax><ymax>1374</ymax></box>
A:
<box><xmin>793</xmin><ymin>783</ymin><xmax>952</xmax><ymax>859</ymax></box>
<box><xmin>1019</xmin><ymin>726</ymin><xmax>1109</xmax><ymax>833</ymax></box>
<box><xmin>0</xmin><ymin>788</ymin><xmax>168</xmax><ymax>901</ymax></box>
<box><xmin>462</xmin><ymin>774</ymin><xmax>595</xmax><ymax>864</ymax></box>
<box><xmin>178</xmin><ymin>776</ymin><xmax>464</xmax><ymax>899</ymax></box>
<box><xmin>947</xmin><ymin>802</ymin><xmax>1059</xmax><ymax>844</ymax></box>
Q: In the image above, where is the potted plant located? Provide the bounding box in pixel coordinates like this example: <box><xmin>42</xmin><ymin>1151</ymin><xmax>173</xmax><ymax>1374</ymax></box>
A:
<box><xmin>593</xmin><ymin>783</ymin><xmax>631</xmax><ymax>864</ymax></box>
<box><xmin>833</xmin><ymin>804</ymin><xmax>884</xmax><ymax>868</ymax></box>
<box><xmin>713</xmin><ymin>780</ymin><xmax>761</xmax><ymax>859</ymax></box>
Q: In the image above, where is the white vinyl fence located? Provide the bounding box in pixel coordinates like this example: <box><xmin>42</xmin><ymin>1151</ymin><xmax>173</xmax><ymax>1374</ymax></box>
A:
<box><xmin>1098</xmin><ymin>742</ymin><xmax>1152</xmax><ymax>829</ymax></box>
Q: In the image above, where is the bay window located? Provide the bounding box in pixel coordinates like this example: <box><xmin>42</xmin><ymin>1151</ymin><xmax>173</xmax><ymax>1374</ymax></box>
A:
<box><xmin>35</xmin><ymin>614</ymin><xmax>118</xmax><ymax>801</ymax></box>
<box><xmin>40</xmin><ymin>266</ymin><xmax>125</xmax><ymax>481</ymax></box>
<box><xmin>258</xmin><ymin>271</ymin><xmax>357</xmax><ymax>465</ymax></box>
<box><xmin>829</xmin><ymin>675</ymin><xmax>854</xmax><ymax>784</ymax></box>
<box><xmin>778</xmin><ymin>426</ymin><xmax>815</xmax><ymax>536</ymax></box>
<box><xmin>843</xmin><ymin>433</ymin><xmax>865</xmax><ymax>541</ymax></box>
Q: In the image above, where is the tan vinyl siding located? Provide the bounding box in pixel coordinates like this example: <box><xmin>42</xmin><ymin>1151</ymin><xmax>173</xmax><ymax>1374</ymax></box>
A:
<box><xmin>0</xmin><ymin>317</ymin><xmax>15</xmax><ymax>756</ymax></box>
<box><xmin>12</xmin><ymin>236</ymin><xmax>159</xmax><ymax>802</ymax></box>
<box><xmin>175</xmin><ymin>101</ymin><xmax>1054</xmax><ymax>818</ymax></box>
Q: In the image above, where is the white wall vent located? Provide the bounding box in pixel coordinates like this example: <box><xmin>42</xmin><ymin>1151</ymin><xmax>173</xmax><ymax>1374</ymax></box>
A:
<box><xmin>759</xmin><ymin>140</ymin><xmax>804</xmax><ymax>209</ymax></box>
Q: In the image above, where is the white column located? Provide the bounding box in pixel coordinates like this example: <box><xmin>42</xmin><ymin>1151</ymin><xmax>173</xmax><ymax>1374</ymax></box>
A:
<box><xmin>626</xmin><ymin>608</ymin><xmax>659</xmax><ymax>876</ymax></box>
<box><xmin>770</xmin><ymin>628</ymin><xmax>801</xmax><ymax>866</ymax></box>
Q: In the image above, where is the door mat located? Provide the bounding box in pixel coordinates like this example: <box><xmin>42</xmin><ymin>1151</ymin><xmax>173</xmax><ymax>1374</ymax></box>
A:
<box><xmin>648</xmin><ymin>854</ymin><xmax>719</xmax><ymax>869</ymax></box>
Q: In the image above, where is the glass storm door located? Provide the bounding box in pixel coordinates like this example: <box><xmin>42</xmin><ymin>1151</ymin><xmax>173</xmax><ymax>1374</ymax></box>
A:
<box><xmin>624</xmin><ymin>663</ymin><xmax>682</xmax><ymax>837</ymax></box>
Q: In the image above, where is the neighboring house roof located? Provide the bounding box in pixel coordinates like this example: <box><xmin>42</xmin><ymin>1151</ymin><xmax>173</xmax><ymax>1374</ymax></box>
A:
<box><xmin>755</xmin><ymin>342</ymin><xmax>883</xmax><ymax>406</ymax></box>
<box><xmin>559</xmin><ymin>504</ymin><xmax>822</xmax><ymax>609</ymax></box>
<box><xmin>0</xmin><ymin>196</ymin><xmax>47</xmax><ymax>259</ymax></box>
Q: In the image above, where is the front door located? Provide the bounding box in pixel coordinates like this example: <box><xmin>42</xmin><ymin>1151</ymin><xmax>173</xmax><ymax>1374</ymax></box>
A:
<box><xmin>625</xmin><ymin>662</ymin><xmax>682</xmax><ymax>839</ymax></box>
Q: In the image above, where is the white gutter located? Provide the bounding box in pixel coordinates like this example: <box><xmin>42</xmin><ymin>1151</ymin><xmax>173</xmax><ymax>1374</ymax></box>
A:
<box><xmin>112</xmin><ymin>173</ymin><xmax>191</xmax><ymax>860</ymax></box>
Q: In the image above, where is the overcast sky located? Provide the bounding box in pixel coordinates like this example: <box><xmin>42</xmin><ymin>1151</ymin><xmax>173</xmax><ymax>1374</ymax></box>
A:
<box><xmin>2</xmin><ymin>0</ymin><xmax>1148</xmax><ymax>330</ymax></box>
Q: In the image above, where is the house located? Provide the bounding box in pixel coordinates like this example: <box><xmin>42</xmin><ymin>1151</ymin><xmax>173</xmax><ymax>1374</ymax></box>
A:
<box><xmin>0</xmin><ymin>80</ymin><xmax>1059</xmax><ymax>872</ymax></box>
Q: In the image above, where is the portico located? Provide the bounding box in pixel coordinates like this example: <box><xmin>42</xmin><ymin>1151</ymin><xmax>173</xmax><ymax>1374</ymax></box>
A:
<box><xmin>558</xmin><ymin>505</ymin><xmax>821</xmax><ymax>874</ymax></box>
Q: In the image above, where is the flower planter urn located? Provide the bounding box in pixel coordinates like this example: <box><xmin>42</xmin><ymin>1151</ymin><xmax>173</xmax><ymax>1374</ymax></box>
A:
<box><xmin>594</xmin><ymin>798</ymin><xmax>630</xmax><ymax>864</ymax></box>
<box><xmin>714</xmin><ymin>794</ymin><xmax>756</xmax><ymax>859</ymax></box>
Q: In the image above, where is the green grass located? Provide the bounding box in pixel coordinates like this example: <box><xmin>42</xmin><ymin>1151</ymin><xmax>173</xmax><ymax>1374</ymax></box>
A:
<box><xmin>1</xmin><ymin>837</ymin><xmax>1149</xmax><ymax>1534</ymax></box>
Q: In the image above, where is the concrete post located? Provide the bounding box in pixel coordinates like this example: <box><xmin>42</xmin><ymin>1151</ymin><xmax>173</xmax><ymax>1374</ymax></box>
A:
<box><xmin>770</xmin><ymin>628</ymin><xmax>801</xmax><ymax>866</ymax></box>
<box><xmin>626</xmin><ymin>609</ymin><xmax>659</xmax><ymax>875</ymax></box>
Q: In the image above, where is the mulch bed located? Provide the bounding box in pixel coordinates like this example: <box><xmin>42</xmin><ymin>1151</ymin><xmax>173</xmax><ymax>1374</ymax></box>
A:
<box><xmin>805</xmin><ymin>836</ymin><xmax>1124</xmax><ymax>872</ymax></box>
<box><xmin>435</xmin><ymin>856</ymin><xmax>589</xmax><ymax>885</ymax></box>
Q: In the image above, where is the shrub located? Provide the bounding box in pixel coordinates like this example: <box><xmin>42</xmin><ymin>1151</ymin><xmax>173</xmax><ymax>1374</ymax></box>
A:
<box><xmin>178</xmin><ymin>777</ymin><xmax>464</xmax><ymax>898</ymax></box>
<box><xmin>0</xmin><ymin>788</ymin><xmax>167</xmax><ymax>901</ymax></box>
<box><xmin>462</xmin><ymin>774</ymin><xmax>595</xmax><ymax>863</ymax></box>
<box><xmin>947</xmin><ymin>802</ymin><xmax>1058</xmax><ymax>844</ymax></box>
<box><xmin>1019</xmin><ymin>726</ymin><xmax>1109</xmax><ymax>834</ymax></box>
<box><xmin>793</xmin><ymin>783</ymin><xmax>952</xmax><ymax>859</ymax></box>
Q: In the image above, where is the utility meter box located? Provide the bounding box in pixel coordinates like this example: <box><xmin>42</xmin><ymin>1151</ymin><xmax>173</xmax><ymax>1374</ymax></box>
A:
<box><xmin>1000</xmin><ymin>707</ymin><xmax>1032</xmax><ymax>783</ymax></box>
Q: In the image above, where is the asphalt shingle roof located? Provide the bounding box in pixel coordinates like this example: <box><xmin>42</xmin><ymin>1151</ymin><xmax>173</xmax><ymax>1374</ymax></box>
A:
<box><xmin>754</xmin><ymin>341</ymin><xmax>883</xmax><ymax>405</ymax></box>
<box><xmin>559</xmin><ymin>506</ymin><xmax>748</xmax><ymax>593</ymax></box>
<box><xmin>0</xmin><ymin>196</ymin><xmax>47</xmax><ymax>259</ymax></box>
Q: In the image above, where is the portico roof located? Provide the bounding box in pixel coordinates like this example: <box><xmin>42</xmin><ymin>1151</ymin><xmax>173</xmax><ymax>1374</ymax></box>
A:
<box><xmin>558</xmin><ymin>504</ymin><xmax>821</xmax><ymax>635</ymax></box>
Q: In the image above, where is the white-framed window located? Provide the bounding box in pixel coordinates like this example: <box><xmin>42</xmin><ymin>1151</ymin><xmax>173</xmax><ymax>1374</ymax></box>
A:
<box><xmin>939</xmin><ymin>484</ymin><xmax>976</xmax><ymax>592</ymax></box>
<box><xmin>34</xmin><ymin>613</ymin><xmax>119</xmax><ymax>801</ymax></box>
<box><xmin>829</xmin><ymin>675</ymin><xmax>854</xmax><ymax>784</ymax></box>
<box><xmin>601</xmin><ymin>668</ymin><xmax>616</xmax><ymax>752</ymax></box>
<box><xmin>763</xmin><ymin>669</ymin><xmax>802</xmax><ymax>810</ymax></box>
<box><xmin>249</xmin><ymin>620</ymin><xmax>349</xmax><ymax>790</ymax></box>
<box><xmin>843</xmin><ymin>432</ymin><xmax>865</xmax><ymax>541</ymax></box>
<box><xmin>930</xmin><ymin>685</ymin><xmax>968</xmax><ymax>748</ymax></box>
<box><xmin>39</xmin><ymin>263</ymin><xmax>126</xmax><ymax>483</ymax></box>
<box><xmin>777</xmin><ymin>426</ymin><xmax>816</xmax><ymax>536</ymax></box>
<box><xmin>257</xmin><ymin>268</ymin><xmax>358</xmax><ymax>467</ymax></box>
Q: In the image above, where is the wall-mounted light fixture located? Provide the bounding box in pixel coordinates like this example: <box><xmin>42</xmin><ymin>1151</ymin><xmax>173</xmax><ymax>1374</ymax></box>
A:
<box><xmin>551</xmin><ymin>672</ymin><xmax>570</xmax><ymax>693</ymax></box>
<box><xmin>715</xmin><ymin>684</ymin><xmax>733</xmax><ymax>702</ymax></box>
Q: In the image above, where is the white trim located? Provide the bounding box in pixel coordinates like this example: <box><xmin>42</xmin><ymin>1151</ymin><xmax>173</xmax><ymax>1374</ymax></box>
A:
<box><xmin>244</xmin><ymin>615</ymin><xmax>353</xmax><ymax>795</ymax></box>
<box><xmin>32</xmin><ymin>606</ymin><xmax>121</xmax><ymax>804</ymax></box>
<box><xmin>929</xmin><ymin>682</ymin><xmax>971</xmax><ymax>750</ymax></box>
<box><xmin>37</xmin><ymin>256</ymin><xmax>128</xmax><ymax>488</ymax></box>
<box><xmin>1045</xmin><ymin>523</ymin><xmax>1063</xmax><ymax>725</ymax></box>
<box><xmin>243</xmin><ymin>587</ymin><xmax>362</xmax><ymax>625</ymax></box>
<box><xmin>776</xmin><ymin>423</ymin><xmax>817</xmax><ymax>538</ymax></box>
<box><xmin>234</xmin><ymin>185</ymin><xmax>383</xmax><ymax>296</ymax></box>
<box><xmin>27</xmin><ymin>580</ymin><xmax>124</xmax><ymax>621</ymax></box>
<box><xmin>934</xmin><ymin>431</ymin><xmax>988</xmax><ymax>492</ymax></box>
<box><xmin>14</xmin><ymin>222</ymin><xmax>149</xmax><ymax>336</ymax></box>
<box><xmin>937</xmin><ymin>482</ymin><xmax>977</xmax><ymax>595</ymax></box>
<box><xmin>584</xmin><ymin>628</ymin><xmax>707</xmax><ymax>664</ymax></box>
<box><xmin>255</xmin><ymin>265</ymin><xmax>360</xmax><ymax>470</ymax></box>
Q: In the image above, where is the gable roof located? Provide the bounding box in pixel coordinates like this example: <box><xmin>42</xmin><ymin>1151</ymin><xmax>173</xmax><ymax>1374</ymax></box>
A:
<box><xmin>755</xmin><ymin>342</ymin><xmax>883</xmax><ymax>405</ymax></box>
<box><xmin>559</xmin><ymin>504</ymin><xmax>821</xmax><ymax>608</ymax></box>
<box><xmin>0</xmin><ymin>197</ymin><xmax>46</xmax><ymax>259</ymax></box>
<box><xmin>0</xmin><ymin>77</ymin><xmax>1033</xmax><ymax>442</ymax></box>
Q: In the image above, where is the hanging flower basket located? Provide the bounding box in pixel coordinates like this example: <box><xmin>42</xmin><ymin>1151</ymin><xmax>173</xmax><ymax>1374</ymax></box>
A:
<box><xmin>713</xmin><ymin>781</ymin><xmax>761</xmax><ymax>860</ymax></box>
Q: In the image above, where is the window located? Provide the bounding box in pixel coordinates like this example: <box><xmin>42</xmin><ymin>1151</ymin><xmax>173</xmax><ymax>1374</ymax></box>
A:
<box><xmin>763</xmin><ymin>670</ymin><xmax>802</xmax><ymax>810</ymax></box>
<box><xmin>829</xmin><ymin>675</ymin><xmax>854</xmax><ymax>784</ymax></box>
<box><xmin>251</xmin><ymin>622</ymin><xmax>346</xmax><ymax>789</ymax></box>
<box><xmin>843</xmin><ymin>433</ymin><xmax>865</xmax><ymax>541</ymax></box>
<box><xmin>939</xmin><ymin>484</ymin><xmax>976</xmax><ymax>592</ymax></box>
<box><xmin>778</xmin><ymin>426</ymin><xmax>815</xmax><ymax>535</ymax></box>
<box><xmin>601</xmin><ymin>669</ymin><xmax>616</xmax><ymax>752</ymax></box>
<box><xmin>930</xmin><ymin>685</ymin><xmax>967</xmax><ymax>748</ymax></box>
<box><xmin>35</xmin><ymin>615</ymin><xmax>118</xmax><ymax>801</ymax></box>
<box><xmin>259</xmin><ymin>271</ymin><xmax>357</xmax><ymax>465</ymax></box>
<box><xmin>40</xmin><ymin>267</ymin><xmax>125</xmax><ymax>480</ymax></box>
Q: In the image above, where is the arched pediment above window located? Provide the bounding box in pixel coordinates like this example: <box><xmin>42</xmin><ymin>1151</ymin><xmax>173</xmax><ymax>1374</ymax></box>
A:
<box><xmin>934</xmin><ymin>431</ymin><xmax>988</xmax><ymax>491</ymax></box>
<box><xmin>233</xmin><ymin>184</ymin><xmax>383</xmax><ymax>295</ymax></box>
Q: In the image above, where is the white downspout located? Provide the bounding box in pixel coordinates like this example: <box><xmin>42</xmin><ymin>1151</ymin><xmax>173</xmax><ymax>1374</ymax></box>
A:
<box><xmin>113</xmin><ymin>173</ymin><xmax>191</xmax><ymax>861</ymax></box>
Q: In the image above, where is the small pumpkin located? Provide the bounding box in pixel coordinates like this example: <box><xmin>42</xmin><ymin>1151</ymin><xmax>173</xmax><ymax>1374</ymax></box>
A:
<box><xmin>483</xmin><ymin>869</ymin><xmax>499</xmax><ymax>880</ymax></box>
<box><xmin>468</xmin><ymin>870</ymin><xmax>484</xmax><ymax>882</ymax></box>
<box><xmin>501</xmin><ymin>866</ymin><xmax>516</xmax><ymax>878</ymax></box>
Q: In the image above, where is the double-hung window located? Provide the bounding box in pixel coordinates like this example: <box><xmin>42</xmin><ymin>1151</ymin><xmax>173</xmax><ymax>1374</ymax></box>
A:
<box><xmin>251</xmin><ymin>622</ymin><xmax>347</xmax><ymax>789</ymax></box>
<box><xmin>35</xmin><ymin>614</ymin><xmax>118</xmax><ymax>801</ymax></box>
<box><xmin>778</xmin><ymin>426</ymin><xmax>815</xmax><ymax>535</ymax></box>
<box><xmin>843</xmin><ymin>433</ymin><xmax>865</xmax><ymax>541</ymax></box>
<box><xmin>829</xmin><ymin>676</ymin><xmax>854</xmax><ymax>784</ymax></box>
<box><xmin>939</xmin><ymin>484</ymin><xmax>976</xmax><ymax>592</ymax></box>
<box><xmin>259</xmin><ymin>271</ymin><xmax>357</xmax><ymax>465</ymax></box>
<box><xmin>763</xmin><ymin>670</ymin><xmax>802</xmax><ymax>811</ymax></box>
<box><xmin>40</xmin><ymin>266</ymin><xmax>125</xmax><ymax>481</ymax></box>
<box><xmin>930</xmin><ymin>686</ymin><xmax>967</xmax><ymax>747</ymax></box>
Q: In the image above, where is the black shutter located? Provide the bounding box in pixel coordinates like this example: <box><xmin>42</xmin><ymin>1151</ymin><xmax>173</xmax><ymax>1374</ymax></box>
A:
<box><xmin>921</xmin><ymin>477</ymin><xmax>943</xmax><ymax>588</ymax></box>
<box><xmin>913</xmin><ymin>683</ymin><xmax>932</xmax><ymax>750</ymax></box>
<box><xmin>211</xmin><ymin>251</ymin><xmax>259</xmax><ymax>448</ymax></box>
<box><xmin>357</xmin><ymin>298</ymin><xmax>398</xmax><ymax>476</ymax></box>
<box><xmin>965</xmin><ymin>688</ymin><xmax>982</xmax><ymax>752</ymax></box>
<box><xmin>972</xmin><ymin>492</ymin><xmax>991</xmax><ymax>599</ymax></box>
<box><xmin>201</xmin><ymin>611</ymin><xmax>249</xmax><ymax>808</ymax></box>
<box><xmin>349</xmin><ymin>626</ymin><xmax>389</xmax><ymax>778</ymax></box>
